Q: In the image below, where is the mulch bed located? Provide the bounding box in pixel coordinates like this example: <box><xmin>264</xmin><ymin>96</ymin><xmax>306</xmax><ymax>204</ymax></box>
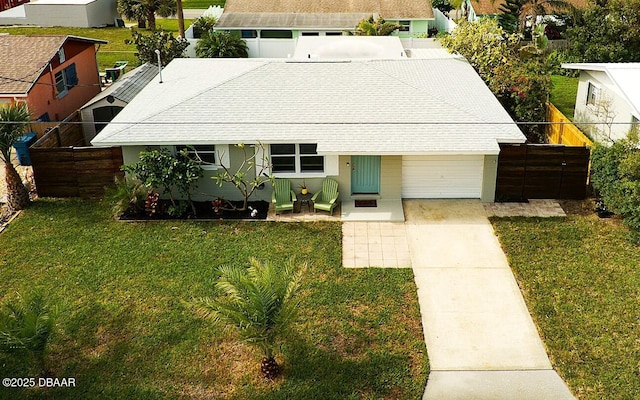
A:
<box><xmin>119</xmin><ymin>200</ymin><xmax>270</xmax><ymax>221</ymax></box>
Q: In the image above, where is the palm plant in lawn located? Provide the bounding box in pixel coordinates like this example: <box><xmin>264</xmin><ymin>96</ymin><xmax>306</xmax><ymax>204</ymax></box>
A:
<box><xmin>191</xmin><ymin>258</ymin><xmax>304</xmax><ymax>379</ymax></box>
<box><xmin>0</xmin><ymin>103</ymin><xmax>31</xmax><ymax>212</ymax></box>
<box><xmin>0</xmin><ymin>292</ymin><xmax>59</xmax><ymax>376</ymax></box>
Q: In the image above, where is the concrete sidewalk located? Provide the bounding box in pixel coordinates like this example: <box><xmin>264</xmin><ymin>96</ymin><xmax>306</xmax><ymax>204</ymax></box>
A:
<box><xmin>403</xmin><ymin>200</ymin><xmax>574</xmax><ymax>399</ymax></box>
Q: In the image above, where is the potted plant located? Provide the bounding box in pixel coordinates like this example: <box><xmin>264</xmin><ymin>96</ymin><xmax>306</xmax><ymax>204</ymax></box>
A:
<box><xmin>299</xmin><ymin>180</ymin><xmax>308</xmax><ymax>195</ymax></box>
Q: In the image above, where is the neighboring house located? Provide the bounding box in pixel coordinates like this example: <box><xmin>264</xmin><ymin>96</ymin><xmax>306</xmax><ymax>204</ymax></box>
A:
<box><xmin>0</xmin><ymin>0</ymin><xmax>119</xmax><ymax>27</ymax></box>
<box><xmin>0</xmin><ymin>0</ymin><xmax>29</xmax><ymax>12</ymax></box>
<box><xmin>207</xmin><ymin>0</ymin><xmax>435</xmax><ymax>57</ymax></box>
<box><xmin>91</xmin><ymin>51</ymin><xmax>525</xmax><ymax>206</ymax></box>
<box><xmin>0</xmin><ymin>35</ymin><xmax>107</xmax><ymax>122</ymax></box>
<box><xmin>80</xmin><ymin>63</ymin><xmax>158</xmax><ymax>144</ymax></box>
<box><xmin>464</xmin><ymin>0</ymin><xmax>587</xmax><ymax>22</ymax></box>
<box><xmin>563</xmin><ymin>62</ymin><xmax>640</xmax><ymax>143</ymax></box>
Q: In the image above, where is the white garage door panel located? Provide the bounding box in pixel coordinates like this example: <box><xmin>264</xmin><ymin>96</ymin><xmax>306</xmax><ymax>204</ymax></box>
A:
<box><xmin>402</xmin><ymin>155</ymin><xmax>484</xmax><ymax>198</ymax></box>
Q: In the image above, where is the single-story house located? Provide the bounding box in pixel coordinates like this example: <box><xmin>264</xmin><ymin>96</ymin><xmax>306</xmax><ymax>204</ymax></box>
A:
<box><xmin>0</xmin><ymin>35</ymin><xmax>107</xmax><ymax>122</ymax></box>
<box><xmin>80</xmin><ymin>63</ymin><xmax>158</xmax><ymax>144</ymax></box>
<box><xmin>91</xmin><ymin>52</ymin><xmax>525</xmax><ymax>211</ymax></box>
<box><xmin>208</xmin><ymin>0</ymin><xmax>435</xmax><ymax>57</ymax></box>
<box><xmin>0</xmin><ymin>0</ymin><xmax>119</xmax><ymax>27</ymax></box>
<box><xmin>562</xmin><ymin>62</ymin><xmax>640</xmax><ymax>143</ymax></box>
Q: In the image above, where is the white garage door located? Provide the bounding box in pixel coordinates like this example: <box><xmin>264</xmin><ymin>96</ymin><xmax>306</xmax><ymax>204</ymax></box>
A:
<box><xmin>402</xmin><ymin>155</ymin><xmax>484</xmax><ymax>198</ymax></box>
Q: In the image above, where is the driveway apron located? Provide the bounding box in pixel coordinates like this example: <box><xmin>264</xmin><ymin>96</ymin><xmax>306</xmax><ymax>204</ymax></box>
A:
<box><xmin>403</xmin><ymin>200</ymin><xmax>574</xmax><ymax>399</ymax></box>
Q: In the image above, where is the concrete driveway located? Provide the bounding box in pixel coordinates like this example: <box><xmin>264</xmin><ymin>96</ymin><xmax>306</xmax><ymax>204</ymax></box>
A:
<box><xmin>403</xmin><ymin>200</ymin><xmax>575</xmax><ymax>399</ymax></box>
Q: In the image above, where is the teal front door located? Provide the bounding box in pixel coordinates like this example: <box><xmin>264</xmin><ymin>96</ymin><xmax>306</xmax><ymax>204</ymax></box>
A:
<box><xmin>351</xmin><ymin>155</ymin><xmax>381</xmax><ymax>194</ymax></box>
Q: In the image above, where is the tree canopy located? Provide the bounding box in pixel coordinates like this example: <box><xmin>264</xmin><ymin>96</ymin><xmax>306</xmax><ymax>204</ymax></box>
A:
<box><xmin>565</xmin><ymin>0</ymin><xmax>640</xmax><ymax>63</ymax></box>
<box><xmin>117</xmin><ymin>0</ymin><xmax>176</xmax><ymax>31</ymax></box>
<box><xmin>131</xmin><ymin>30</ymin><xmax>189</xmax><ymax>66</ymax></box>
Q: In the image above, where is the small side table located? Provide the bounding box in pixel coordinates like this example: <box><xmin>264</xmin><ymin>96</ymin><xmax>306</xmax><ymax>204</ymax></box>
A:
<box><xmin>298</xmin><ymin>192</ymin><xmax>313</xmax><ymax>212</ymax></box>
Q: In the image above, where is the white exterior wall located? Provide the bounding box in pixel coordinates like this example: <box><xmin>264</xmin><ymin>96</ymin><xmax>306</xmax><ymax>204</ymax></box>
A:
<box><xmin>81</xmin><ymin>97</ymin><xmax>127</xmax><ymax>144</ymax></box>
<box><xmin>433</xmin><ymin>8</ymin><xmax>457</xmax><ymax>33</ymax></box>
<box><xmin>19</xmin><ymin>0</ymin><xmax>118</xmax><ymax>27</ymax></box>
<box><xmin>574</xmin><ymin>71</ymin><xmax>638</xmax><ymax>143</ymax></box>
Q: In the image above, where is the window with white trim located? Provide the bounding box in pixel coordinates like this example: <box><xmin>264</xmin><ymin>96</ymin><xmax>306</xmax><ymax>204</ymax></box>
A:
<box><xmin>398</xmin><ymin>20</ymin><xmax>411</xmax><ymax>32</ymax></box>
<box><xmin>270</xmin><ymin>144</ymin><xmax>324</xmax><ymax>174</ymax></box>
<box><xmin>176</xmin><ymin>145</ymin><xmax>217</xmax><ymax>165</ymax></box>
<box><xmin>586</xmin><ymin>82</ymin><xmax>600</xmax><ymax>106</ymax></box>
<box><xmin>54</xmin><ymin>63</ymin><xmax>78</xmax><ymax>98</ymax></box>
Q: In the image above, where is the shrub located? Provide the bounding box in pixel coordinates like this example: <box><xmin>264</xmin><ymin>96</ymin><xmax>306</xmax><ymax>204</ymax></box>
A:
<box><xmin>105</xmin><ymin>176</ymin><xmax>147</xmax><ymax>217</ymax></box>
<box><xmin>591</xmin><ymin>131</ymin><xmax>640</xmax><ymax>243</ymax></box>
<box><xmin>192</xmin><ymin>15</ymin><xmax>217</xmax><ymax>38</ymax></box>
<box><xmin>195</xmin><ymin>30</ymin><xmax>248</xmax><ymax>58</ymax></box>
<box><xmin>123</xmin><ymin>148</ymin><xmax>203</xmax><ymax>216</ymax></box>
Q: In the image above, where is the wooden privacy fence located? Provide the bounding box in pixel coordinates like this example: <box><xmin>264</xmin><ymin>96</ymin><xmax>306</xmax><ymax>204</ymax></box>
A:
<box><xmin>496</xmin><ymin>143</ymin><xmax>591</xmax><ymax>201</ymax></box>
<box><xmin>29</xmin><ymin>112</ymin><xmax>123</xmax><ymax>198</ymax></box>
<box><xmin>547</xmin><ymin>103</ymin><xmax>594</xmax><ymax>147</ymax></box>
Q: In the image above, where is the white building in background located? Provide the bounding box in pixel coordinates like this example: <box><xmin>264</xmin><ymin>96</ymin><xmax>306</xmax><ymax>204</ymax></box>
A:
<box><xmin>0</xmin><ymin>0</ymin><xmax>119</xmax><ymax>28</ymax></box>
<box><xmin>563</xmin><ymin>63</ymin><xmax>640</xmax><ymax>143</ymax></box>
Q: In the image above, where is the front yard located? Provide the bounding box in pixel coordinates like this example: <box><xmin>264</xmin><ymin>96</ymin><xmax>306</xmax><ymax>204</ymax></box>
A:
<box><xmin>0</xmin><ymin>200</ymin><xmax>428</xmax><ymax>399</ymax></box>
<box><xmin>492</xmin><ymin>211</ymin><xmax>640</xmax><ymax>400</ymax></box>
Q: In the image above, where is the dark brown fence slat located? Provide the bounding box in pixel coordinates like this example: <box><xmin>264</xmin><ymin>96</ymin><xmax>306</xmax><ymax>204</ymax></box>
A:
<box><xmin>496</xmin><ymin>143</ymin><xmax>590</xmax><ymax>201</ymax></box>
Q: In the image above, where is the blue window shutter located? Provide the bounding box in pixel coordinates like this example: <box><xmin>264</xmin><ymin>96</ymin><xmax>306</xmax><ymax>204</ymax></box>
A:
<box><xmin>65</xmin><ymin>63</ymin><xmax>78</xmax><ymax>88</ymax></box>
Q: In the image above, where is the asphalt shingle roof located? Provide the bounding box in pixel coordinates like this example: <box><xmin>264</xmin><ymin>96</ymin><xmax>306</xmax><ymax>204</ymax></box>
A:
<box><xmin>91</xmin><ymin>56</ymin><xmax>525</xmax><ymax>155</ymax></box>
<box><xmin>0</xmin><ymin>35</ymin><xmax>66</xmax><ymax>94</ymax></box>
<box><xmin>0</xmin><ymin>35</ymin><xmax>107</xmax><ymax>95</ymax></box>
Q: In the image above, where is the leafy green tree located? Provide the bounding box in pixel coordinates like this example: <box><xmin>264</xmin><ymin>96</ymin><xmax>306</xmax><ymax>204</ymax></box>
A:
<box><xmin>117</xmin><ymin>0</ymin><xmax>177</xmax><ymax>31</ymax></box>
<box><xmin>191</xmin><ymin>258</ymin><xmax>304</xmax><ymax>379</ymax></box>
<box><xmin>0</xmin><ymin>103</ymin><xmax>31</xmax><ymax>212</ymax></box>
<box><xmin>440</xmin><ymin>18</ymin><xmax>551</xmax><ymax>142</ymax></box>
<box><xmin>123</xmin><ymin>148</ymin><xmax>203</xmax><ymax>216</ymax></box>
<box><xmin>352</xmin><ymin>15</ymin><xmax>401</xmax><ymax>36</ymax></box>
<box><xmin>131</xmin><ymin>30</ymin><xmax>189</xmax><ymax>66</ymax></box>
<box><xmin>591</xmin><ymin>129</ymin><xmax>640</xmax><ymax>242</ymax></box>
<box><xmin>565</xmin><ymin>0</ymin><xmax>640</xmax><ymax>62</ymax></box>
<box><xmin>440</xmin><ymin>19</ymin><xmax>520</xmax><ymax>83</ymax></box>
<box><xmin>0</xmin><ymin>292</ymin><xmax>59</xmax><ymax>376</ymax></box>
<box><xmin>195</xmin><ymin>30</ymin><xmax>249</xmax><ymax>58</ymax></box>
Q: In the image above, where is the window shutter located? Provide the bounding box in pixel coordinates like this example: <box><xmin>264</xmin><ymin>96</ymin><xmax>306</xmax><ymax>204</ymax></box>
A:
<box><xmin>64</xmin><ymin>63</ymin><xmax>78</xmax><ymax>88</ymax></box>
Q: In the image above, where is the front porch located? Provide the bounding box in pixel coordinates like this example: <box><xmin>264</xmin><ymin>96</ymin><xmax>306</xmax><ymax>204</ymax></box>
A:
<box><xmin>266</xmin><ymin>199</ymin><xmax>405</xmax><ymax>222</ymax></box>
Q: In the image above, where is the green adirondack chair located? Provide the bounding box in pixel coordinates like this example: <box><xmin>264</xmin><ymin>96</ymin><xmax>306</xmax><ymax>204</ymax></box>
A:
<box><xmin>312</xmin><ymin>178</ymin><xmax>339</xmax><ymax>215</ymax></box>
<box><xmin>272</xmin><ymin>179</ymin><xmax>296</xmax><ymax>214</ymax></box>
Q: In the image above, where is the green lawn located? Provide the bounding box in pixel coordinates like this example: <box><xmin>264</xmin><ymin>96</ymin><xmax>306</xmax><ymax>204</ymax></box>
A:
<box><xmin>0</xmin><ymin>200</ymin><xmax>428</xmax><ymax>400</ymax></box>
<box><xmin>550</xmin><ymin>75</ymin><xmax>579</xmax><ymax>120</ymax></box>
<box><xmin>491</xmin><ymin>215</ymin><xmax>640</xmax><ymax>400</ymax></box>
<box><xmin>182</xmin><ymin>0</ymin><xmax>225</xmax><ymax>8</ymax></box>
<box><xmin>0</xmin><ymin>19</ymin><xmax>193</xmax><ymax>72</ymax></box>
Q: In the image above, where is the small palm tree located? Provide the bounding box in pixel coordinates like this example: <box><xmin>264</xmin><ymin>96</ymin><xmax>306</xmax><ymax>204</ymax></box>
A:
<box><xmin>195</xmin><ymin>30</ymin><xmax>249</xmax><ymax>58</ymax></box>
<box><xmin>0</xmin><ymin>291</ymin><xmax>59</xmax><ymax>376</ymax></box>
<box><xmin>191</xmin><ymin>258</ymin><xmax>304</xmax><ymax>379</ymax></box>
<box><xmin>353</xmin><ymin>15</ymin><xmax>402</xmax><ymax>36</ymax></box>
<box><xmin>0</xmin><ymin>103</ymin><xmax>31</xmax><ymax>212</ymax></box>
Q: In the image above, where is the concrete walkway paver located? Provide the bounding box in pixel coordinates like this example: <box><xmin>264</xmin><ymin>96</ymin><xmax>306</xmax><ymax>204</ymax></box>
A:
<box><xmin>342</xmin><ymin>221</ymin><xmax>410</xmax><ymax>268</ymax></box>
<box><xmin>401</xmin><ymin>199</ymin><xmax>574</xmax><ymax>399</ymax></box>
